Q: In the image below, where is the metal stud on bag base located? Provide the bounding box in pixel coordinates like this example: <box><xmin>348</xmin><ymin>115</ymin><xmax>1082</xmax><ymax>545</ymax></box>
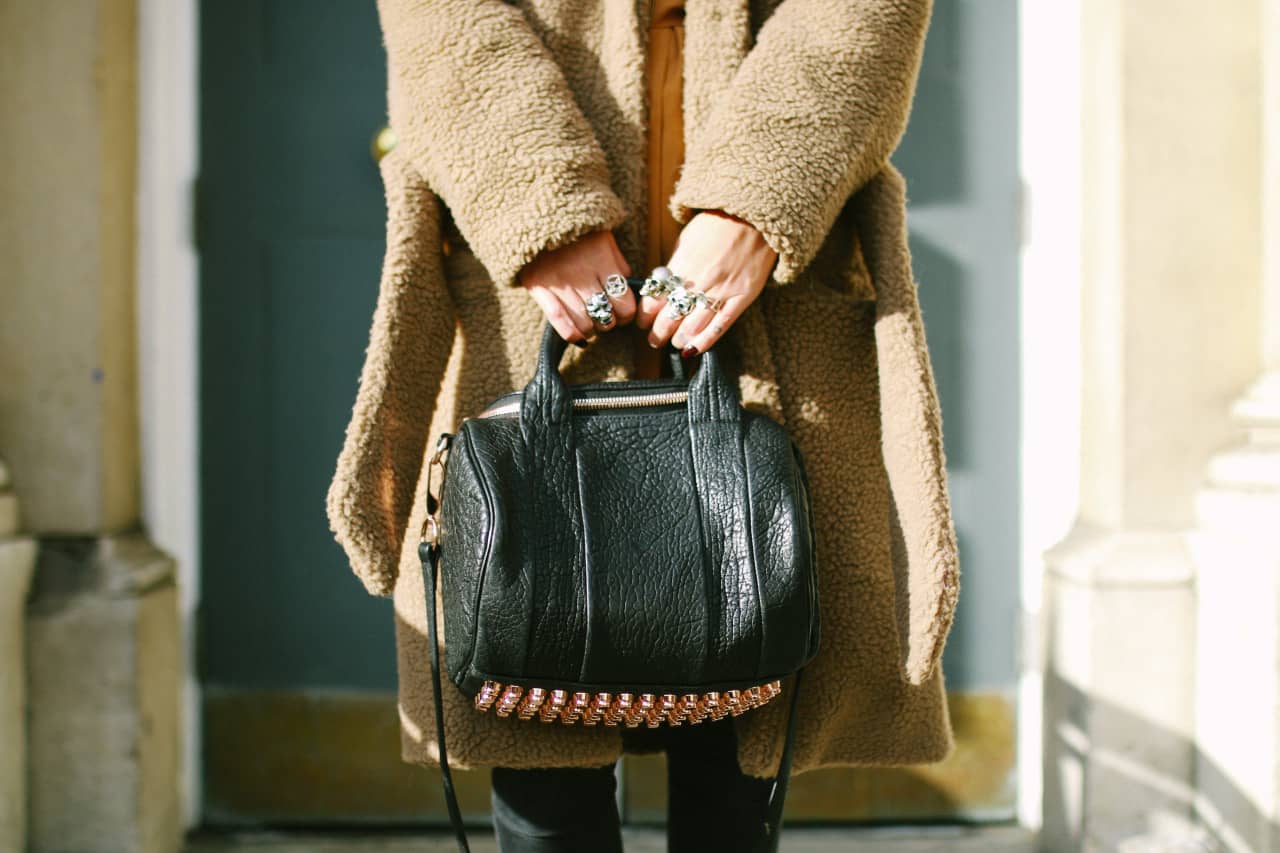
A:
<box><xmin>472</xmin><ymin>679</ymin><xmax>784</xmax><ymax>726</ymax></box>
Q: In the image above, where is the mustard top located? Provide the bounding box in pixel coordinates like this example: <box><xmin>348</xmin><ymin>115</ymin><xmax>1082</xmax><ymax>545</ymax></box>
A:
<box><xmin>646</xmin><ymin>0</ymin><xmax>686</xmax><ymax>272</ymax></box>
<box><xmin>631</xmin><ymin>0</ymin><xmax>688</xmax><ymax>377</ymax></box>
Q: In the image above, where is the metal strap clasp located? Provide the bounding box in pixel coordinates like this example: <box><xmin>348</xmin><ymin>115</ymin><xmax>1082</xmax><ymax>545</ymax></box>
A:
<box><xmin>420</xmin><ymin>433</ymin><xmax>453</xmax><ymax>546</ymax></box>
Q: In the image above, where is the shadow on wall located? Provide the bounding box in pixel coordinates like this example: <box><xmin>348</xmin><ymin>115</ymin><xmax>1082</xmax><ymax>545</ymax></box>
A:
<box><xmin>1042</xmin><ymin>606</ymin><xmax>1273</xmax><ymax>852</ymax></box>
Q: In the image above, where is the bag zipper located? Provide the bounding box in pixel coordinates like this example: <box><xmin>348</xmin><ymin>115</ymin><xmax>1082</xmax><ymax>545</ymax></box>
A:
<box><xmin>478</xmin><ymin>390</ymin><xmax>689</xmax><ymax>419</ymax></box>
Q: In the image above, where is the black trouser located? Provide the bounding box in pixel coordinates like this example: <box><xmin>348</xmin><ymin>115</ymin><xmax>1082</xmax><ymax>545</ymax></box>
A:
<box><xmin>489</xmin><ymin>715</ymin><xmax>776</xmax><ymax>852</ymax></box>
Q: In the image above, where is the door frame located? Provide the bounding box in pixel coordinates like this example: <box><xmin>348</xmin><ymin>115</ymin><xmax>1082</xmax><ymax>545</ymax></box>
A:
<box><xmin>1015</xmin><ymin>0</ymin><xmax>1083</xmax><ymax>834</ymax></box>
<box><xmin>137</xmin><ymin>0</ymin><xmax>201</xmax><ymax>828</ymax></box>
<box><xmin>137</xmin><ymin>0</ymin><xmax>1077</xmax><ymax>831</ymax></box>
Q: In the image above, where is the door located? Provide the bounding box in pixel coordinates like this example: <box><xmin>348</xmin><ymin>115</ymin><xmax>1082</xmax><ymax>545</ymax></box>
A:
<box><xmin>198</xmin><ymin>0</ymin><xmax>1019</xmax><ymax>826</ymax></box>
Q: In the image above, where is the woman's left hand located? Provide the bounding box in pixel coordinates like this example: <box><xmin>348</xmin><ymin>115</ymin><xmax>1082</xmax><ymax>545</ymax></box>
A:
<box><xmin>635</xmin><ymin>209</ymin><xmax>778</xmax><ymax>356</ymax></box>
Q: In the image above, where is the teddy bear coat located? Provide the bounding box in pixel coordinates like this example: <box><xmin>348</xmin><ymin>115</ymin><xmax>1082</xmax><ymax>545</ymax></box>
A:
<box><xmin>326</xmin><ymin>0</ymin><xmax>960</xmax><ymax>780</ymax></box>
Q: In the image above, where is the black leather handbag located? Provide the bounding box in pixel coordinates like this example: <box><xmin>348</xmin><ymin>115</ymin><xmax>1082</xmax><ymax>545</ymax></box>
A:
<box><xmin>418</xmin><ymin>280</ymin><xmax>820</xmax><ymax>851</ymax></box>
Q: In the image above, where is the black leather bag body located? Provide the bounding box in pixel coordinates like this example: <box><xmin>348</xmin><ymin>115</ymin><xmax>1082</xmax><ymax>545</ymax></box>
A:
<box><xmin>418</xmin><ymin>299</ymin><xmax>820</xmax><ymax>851</ymax></box>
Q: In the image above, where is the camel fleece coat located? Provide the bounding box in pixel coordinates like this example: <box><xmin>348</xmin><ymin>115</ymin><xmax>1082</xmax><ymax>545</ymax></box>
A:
<box><xmin>327</xmin><ymin>0</ymin><xmax>960</xmax><ymax>780</ymax></box>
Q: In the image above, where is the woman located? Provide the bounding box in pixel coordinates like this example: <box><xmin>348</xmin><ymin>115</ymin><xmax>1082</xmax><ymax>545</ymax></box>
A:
<box><xmin>328</xmin><ymin>0</ymin><xmax>959</xmax><ymax>848</ymax></box>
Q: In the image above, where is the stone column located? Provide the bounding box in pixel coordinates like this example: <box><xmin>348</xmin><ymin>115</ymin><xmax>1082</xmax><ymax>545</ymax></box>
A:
<box><xmin>26</xmin><ymin>536</ymin><xmax>180</xmax><ymax>853</ymax></box>
<box><xmin>0</xmin><ymin>462</ymin><xmax>37</xmax><ymax>853</ymax></box>
<box><xmin>1188</xmin><ymin>2</ymin><xmax>1280</xmax><ymax>851</ymax></box>
<box><xmin>1040</xmin><ymin>0</ymin><xmax>1263</xmax><ymax>849</ymax></box>
<box><xmin>0</xmin><ymin>1</ymin><xmax>183</xmax><ymax>850</ymax></box>
<box><xmin>0</xmin><ymin>0</ymin><xmax>140</xmax><ymax>532</ymax></box>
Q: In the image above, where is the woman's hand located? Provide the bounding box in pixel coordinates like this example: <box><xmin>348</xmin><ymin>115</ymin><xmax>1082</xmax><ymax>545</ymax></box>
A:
<box><xmin>517</xmin><ymin>229</ymin><xmax>636</xmax><ymax>345</ymax></box>
<box><xmin>636</xmin><ymin>210</ymin><xmax>778</xmax><ymax>356</ymax></box>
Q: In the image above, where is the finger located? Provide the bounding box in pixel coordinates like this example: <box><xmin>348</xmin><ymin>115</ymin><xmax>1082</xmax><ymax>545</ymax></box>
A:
<box><xmin>608</xmin><ymin>280</ymin><xmax>637</xmax><ymax>326</ymax></box>
<box><xmin>576</xmin><ymin>281</ymin><xmax>618</xmax><ymax>333</ymax></box>
<box><xmin>591</xmin><ymin>274</ymin><xmax>638</xmax><ymax>328</ymax></box>
<box><xmin>647</xmin><ymin>297</ymin><xmax>689</xmax><ymax>348</ymax></box>
<box><xmin>529</xmin><ymin>285</ymin><xmax>592</xmax><ymax>343</ymax></box>
<box><xmin>671</xmin><ymin>304</ymin><xmax>715</xmax><ymax>351</ymax></box>
<box><xmin>559</xmin><ymin>288</ymin><xmax>600</xmax><ymax>340</ymax></box>
<box><xmin>635</xmin><ymin>293</ymin><xmax>664</xmax><ymax>330</ymax></box>
<box><xmin>595</xmin><ymin>246</ymin><xmax>634</xmax><ymax>326</ymax></box>
<box><xmin>680</xmin><ymin>297</ymin><xmax>747</xmax><ymax>356</ymax></box>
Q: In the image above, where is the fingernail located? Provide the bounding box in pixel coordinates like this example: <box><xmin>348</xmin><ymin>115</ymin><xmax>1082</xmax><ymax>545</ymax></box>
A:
<box><xmin>681</xmin><ymin>346</ymin><xmax>697</xmax><ymax>358</ymax></box>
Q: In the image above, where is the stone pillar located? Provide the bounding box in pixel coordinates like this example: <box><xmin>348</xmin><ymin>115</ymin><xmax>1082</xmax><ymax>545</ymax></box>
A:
<box><xmin>26</xmin><ymin>536</ymin><xmax>180</xmax><ymax>853</ymax></box>
<box><xmin>1187</xmin><ymin>3</ymin><xmax>1280</xmax><ymax>851</ymax></box>
<box><xmin>0</xmin><ymin>461</ymin><xmax>37</xmax><ymax>853</ymax></box>
<box><xmin>0</xmin><ymin>0</ymin><xmax>140</xmax><ymax>532</ymax></box>
<box><xmin>0</xmin><ymin>1</ymin><xmax>184</xmax><ymax>850</ymax></box>
<box><xmin>1040</xmin><ymin>0</ymin><xmax>1263</xmax><ymax>849</ymax></box>
<box><xmin>1191</xmin><ymin>378</ymin><xmax>1280</xmax><ymax>853</ymax></box>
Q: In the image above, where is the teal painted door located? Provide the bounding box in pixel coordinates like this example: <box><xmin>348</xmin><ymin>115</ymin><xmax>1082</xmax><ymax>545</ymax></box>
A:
<box><xmin>197</xmin><ymin>0</ymin><xmax>420</xmax><ymax>823</ymax></box>
<box><xmin>199</xmin><ymin>0</ymin><xmax>1019</xmax><ymax>827</ymax></box>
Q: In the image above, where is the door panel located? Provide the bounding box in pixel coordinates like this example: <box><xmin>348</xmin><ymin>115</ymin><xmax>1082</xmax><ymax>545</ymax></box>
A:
<box><xmin>199</xmin><ymin>0</ymin><xmax>1018</xmax><ymax>826</ymax></box>
<box><xmin>199</xmin><ymin>0</ymin><xmax>395</xmax><ymax>694</ymax></box>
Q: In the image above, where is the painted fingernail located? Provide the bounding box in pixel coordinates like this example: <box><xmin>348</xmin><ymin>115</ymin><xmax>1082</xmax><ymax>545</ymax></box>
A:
<box><xmin>681</xmin><ymin>346</ymin><xmax>697</xmax><ymax>358</ymax></box>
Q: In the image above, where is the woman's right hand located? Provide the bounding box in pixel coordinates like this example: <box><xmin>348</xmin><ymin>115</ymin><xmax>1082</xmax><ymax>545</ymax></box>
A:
<box><xmin>517</xmin><ymin>229</ymin><xmax>636</xmax><ymax>344</ymax></box>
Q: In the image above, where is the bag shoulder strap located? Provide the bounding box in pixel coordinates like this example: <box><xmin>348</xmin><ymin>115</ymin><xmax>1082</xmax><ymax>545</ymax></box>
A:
<box><xmin>421</xmin><ymin>539</ymin><xmax>471</xmax><ymax>852</ymax></box>
<box><xmin>420</xmin><ymin>530</ymin><xmax>802</xmax><ymax>853</ymax></box>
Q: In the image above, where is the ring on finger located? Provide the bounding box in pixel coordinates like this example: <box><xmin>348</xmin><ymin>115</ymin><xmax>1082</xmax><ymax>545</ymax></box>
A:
<box><xmin>664</xmin><ymin>285</ymin><xmax>720</xmax><ymax>319</ymax></box>
<box><xmin>697</xmin><ymin>294</ymin><xmax>724</xmax><ymax>313</ymax></box>
<box><xmin>585</xmin><ymin>291</ymin><xmax>615</xmax><ymax>326</ymax></box>
<box><xmin>604</xmin><ymin>273</ymin><xmax>630</xmax><ymax>299</ymax></box>
<box><xmin>640</xmin><ymin>265</ymin><xmax>683</xmax><ymax>299</ymax></box>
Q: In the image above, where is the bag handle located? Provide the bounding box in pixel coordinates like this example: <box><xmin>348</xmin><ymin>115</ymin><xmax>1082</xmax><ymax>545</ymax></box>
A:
<box><xmin>521</xmin><ymin>320</ymin><xmax>742</xmax><ymax>428</ymax></box>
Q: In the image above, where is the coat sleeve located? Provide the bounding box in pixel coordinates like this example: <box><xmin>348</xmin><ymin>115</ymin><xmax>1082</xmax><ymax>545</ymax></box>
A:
<box><xmin>376</xmin><ymin>0</ymin><xmax>630</xmax><ymax>289</ymax></box>
<box><xmin>669</xmin><ymin>0</ymin><xmax>933</xmax><ymax>285</ymax></box>
<box><xmin>326</xmin><ymin>148</ymin><xmax>456</xmax><ymax>597</ymax></box>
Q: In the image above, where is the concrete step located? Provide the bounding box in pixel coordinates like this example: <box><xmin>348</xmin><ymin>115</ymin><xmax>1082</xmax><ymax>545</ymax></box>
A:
<box><xmin>187</xmin><ymin>824</ymin><xmax>1036</xmax><ymax>852</ymax></box>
